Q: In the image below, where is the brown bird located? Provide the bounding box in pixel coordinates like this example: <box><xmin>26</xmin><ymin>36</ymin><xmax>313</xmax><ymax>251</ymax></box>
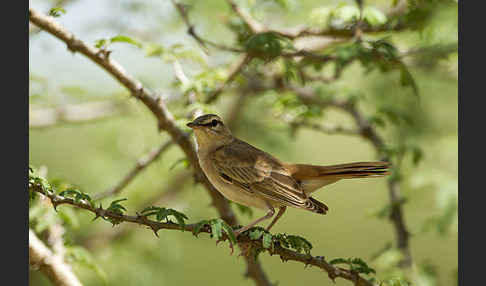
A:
<box><xmin>187</xmin><ymin>114</ymin><xmax>390</xmax><ymax>236</ymax></box>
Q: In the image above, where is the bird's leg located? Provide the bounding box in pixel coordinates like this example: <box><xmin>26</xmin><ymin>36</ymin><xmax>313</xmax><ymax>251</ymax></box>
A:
<box><xmin>265</xmin><ymin>206</ymin><xmax>287</xmax><ymax>231</ymax></box>
<box><xmin>234</xmin><ymin>203</ymin><xmax>275</xmax><ymax>237</ymax></box>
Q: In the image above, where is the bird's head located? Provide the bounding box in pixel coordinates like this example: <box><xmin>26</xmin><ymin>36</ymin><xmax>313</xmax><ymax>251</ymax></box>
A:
<box><xmin>187</xmin><ymin>114</ymin><xmax>233</xmax><ymax>151</ymax></box>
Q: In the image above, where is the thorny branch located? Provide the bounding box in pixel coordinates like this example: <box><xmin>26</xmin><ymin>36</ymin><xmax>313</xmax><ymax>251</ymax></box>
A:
<box><xmin>30</xmin><ymin>183</ymin><xmax>378</xmax><ymax>286</ymax></box>
<box><xmin>29</xmin><ymin>8</ymin><xmax>270</xmax><ymax>286</ymax></box>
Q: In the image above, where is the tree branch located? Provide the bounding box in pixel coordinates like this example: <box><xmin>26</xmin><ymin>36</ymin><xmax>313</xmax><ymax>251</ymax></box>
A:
<box><xmin>29</xmin><ymin>228</ymin><xmax>83</xmax><ymax>286</ymax></box>
<box><xmin>172</xmin><ymin>0</ymin><xmax>244</xmax><ymax>53</ymax></box>
<box><xmin>30</xmin><ymin>182</ymin><xmax>377</xmax><ymax>286</ymax></box>
<box><xmin>224</xmin><ymin>0</ymin><xmax>409</xmax><ymax>40</ymax></box>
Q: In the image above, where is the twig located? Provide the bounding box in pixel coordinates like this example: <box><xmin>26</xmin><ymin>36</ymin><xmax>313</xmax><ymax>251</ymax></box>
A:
<box><xmin>30</xmin><ymin>183</ymin><xmax>377</xmax><ymax>286</ymax></box>
<box><xmin>172</xmin><ymin>0</ymin><xmax>244</xmax><ymax>53</ymax></box>
<box><xmin>225</xmin><ymin>0</ymin><xmax>264</xmax><ymax>33</ymax></box>
<box><xmin>225</xmin><ymin>0</ymin><xmax>408</xmax><ymax>40</ymax></box>
<box><xmin>29</xmin><ymin>228</ymin><xmax>83</xmax><ymax>286</ymax></box>
<box><xmin>93</xmin><ymin>140</ymin><xmax>174</xmax><ymax>200</ymax></box>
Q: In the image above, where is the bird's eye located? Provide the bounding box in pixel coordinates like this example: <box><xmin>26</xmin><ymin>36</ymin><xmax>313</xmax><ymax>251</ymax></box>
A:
<box><xmin>210</xmin><ymin>119</ymin><xmax>219</xmax><ymax>127</ymax></box>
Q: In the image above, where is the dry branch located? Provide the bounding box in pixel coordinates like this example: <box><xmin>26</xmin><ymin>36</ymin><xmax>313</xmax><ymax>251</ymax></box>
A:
<box><xmin>29</xmin><ymin>229</ymin><xmax>83</xmax><ymax>286</ymax></box>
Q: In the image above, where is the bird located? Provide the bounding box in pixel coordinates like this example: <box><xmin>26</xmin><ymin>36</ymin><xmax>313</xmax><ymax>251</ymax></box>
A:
<box><xmin>187</xmin><ymin>114</ymin><xmax>391</xmax><ymax>236</ymax></box>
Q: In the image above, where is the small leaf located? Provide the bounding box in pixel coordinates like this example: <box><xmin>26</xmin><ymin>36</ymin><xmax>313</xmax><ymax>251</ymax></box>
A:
<box><xmin>262</xmin><ymin>233</ymin><xmax>273</xmax><ymax>249</ymax></box>
<box><xmin>110</xmin><ymin>35</ymin><xmax>142</xmax><ymax>48</ymax></box>
<box><xmin>221</xmin><ymin>222</ymin><xmax>237</xmax><ymax>244</ymax></box>
<box><xmin>399</xmin><ymin>64</ymin><xmax>419</xmax><ymax>96</ymax></box>
<box><xmin>95</xmin><ymin>39</ymin><xmax>108</xmax><ymax>49</ymax></box>
<box><xmin>48</xmin><ymin>7</ymin><xmax>66</xmax><ymax>17</ymax></box>
<box><xmin>210</xmin><ymin>219</ymin><xmax>223</xmax><ymax>240</ymax></box>
<box><xmin>249</xmin><ymin>229</ymin><xmax>264</xmax><ymax>240</ymax></box>
<box><xmin>363</xmin><ymin>7</ymin><xmax>387</xmax><ymax>27</ymax></box>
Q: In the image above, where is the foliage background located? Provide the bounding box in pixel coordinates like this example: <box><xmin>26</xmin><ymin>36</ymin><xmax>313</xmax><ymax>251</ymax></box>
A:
<box><xmin>29</xmin><ymin>0</ymin><xmax>457</xmax><ymax>285</ymax></box>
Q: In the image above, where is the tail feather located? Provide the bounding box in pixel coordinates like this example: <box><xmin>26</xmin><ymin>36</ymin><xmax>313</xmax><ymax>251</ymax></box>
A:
<box><xmin>287</xmin><ymin>161</ymin><xmax>391</xmax><ymax>194</ymax></box>
<box><xmin>304</xmin><ymin>196</ymin><xmax>329</xmax><ymax>214</ymax></box>
<box><xmin>289</xmin><ymin>161</ymin><xmax>391</xmax><ymax>180</ymax></box>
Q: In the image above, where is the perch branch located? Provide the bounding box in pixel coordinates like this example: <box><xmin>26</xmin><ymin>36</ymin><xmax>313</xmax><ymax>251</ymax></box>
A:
<box><xmin>30</xmin><ymin>183</ymin><xmax>377</xmax><ymax>286</ymax></box>
<box><xmin>224</xmin><ymin>0</ymin><xmax>409</xmax><ymax>40</ymax></box>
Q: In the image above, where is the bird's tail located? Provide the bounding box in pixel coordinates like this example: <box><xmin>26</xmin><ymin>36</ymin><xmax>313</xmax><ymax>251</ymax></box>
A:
<box><xmin>287</xmin><ymin>161</ymin><xmax>391</xmax><ymax>194</ymax></box>
<box><xmin>289</xmin><ymin>161</ymin><xmax>391</xmax><ymax>180</ymax></box>
<box><xmin>304</xmin><ymin>196</ymin><xmax>329</xmax><ymax>214</ymax></box>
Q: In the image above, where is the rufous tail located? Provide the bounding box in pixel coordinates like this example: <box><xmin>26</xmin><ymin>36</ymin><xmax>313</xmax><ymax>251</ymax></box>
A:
<box><xmin>289</xmin><ymin>161</ymin><xmax>391</xmax><ymax>180</ymax></box>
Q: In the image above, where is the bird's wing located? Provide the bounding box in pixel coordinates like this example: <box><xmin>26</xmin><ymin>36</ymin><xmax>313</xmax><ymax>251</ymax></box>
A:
<box><xmin>211</xmin><ymin>139</ymin><xmax>309</xmax><ymax>208</ymax></box>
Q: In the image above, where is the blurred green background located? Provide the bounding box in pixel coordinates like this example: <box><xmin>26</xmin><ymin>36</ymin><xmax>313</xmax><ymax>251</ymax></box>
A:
<box><xmin>29</xmin><ymin>0</ymin><xmax>457</xmax><ymax>285</ymax></box>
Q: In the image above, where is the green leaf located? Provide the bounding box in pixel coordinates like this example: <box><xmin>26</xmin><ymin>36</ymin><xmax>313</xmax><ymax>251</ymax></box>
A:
<box><xmin>411</xmin><ymin>145</ymin><xmax>424</xmax><ymax>165</ymax></box>
<box><xmin>59</xmin><ymin>189</ymin><xmax>94</xmax><ymax>207</ymax></box>
<box><xmin>363</xmin><ymin>7</ymin><xmax>387</xmax><ymax>26</ymax></box>
<box><xmin>210</xmin><ymin>219</ymin><xmax>223</xmax><ymax>240</ymax></box>
<box><xmin>144</xmin><ymin>43</ymin><xmax>165</xmax><ymax>57</ymax></box>
<box><xmin>399</xmin><ymin>64</ymin><xmax>419</xmax><ymax>96</ymax></box>
<box><xmin>249</xmin><ymin>228</ymin><xmax>264</xmax><ymax>240</ymax></box>
<box><xmin>245</xmin><ymin>32</ymin><xmax>292</xmax><ymax>61</ymax></box>
<box><xmin>110</xmin><ymin>35</ymin><xmax>142</xmax><ymax>48</ymax></box>
<box><xmin>262</xmin><ymin>233</ymin><xmax>273</xmax><ymax>249</ymax></box>
<box><xmin>95</xmin><ymin>39</ymin><xmax>108</xmax><ymax>49</ymax></box>
<box><xmin>221</xmin><ymin>222</ymin><xmax>237</xmax><ymax>244</ymax></box>
<box><xmin>107</xmin><ymin>198</ymin><xmax>128</xmax><ymax>215</ymax></box>
<box><xmin>287</xmin><ymin>235</ymin><xmax>313</xmax><ymax>254</ymax></box>
<box><xmin>273</xmin><ymin>233</ymin><xmax>313</xmax><ymax>254</ymax></box>
<box><xmin>48</xmin><ymin>7</ymin><xmax>66</xmax><ymax>17</ymax></box>
<box><xmin>140</xmin><ymin>206</ymin><xmax>188</xmax><ymax>227</ymax></box>
<box><xmin>169</xmin><ymin>158</ymin><xmax>190</xmax><ymax>170</ymax></box>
